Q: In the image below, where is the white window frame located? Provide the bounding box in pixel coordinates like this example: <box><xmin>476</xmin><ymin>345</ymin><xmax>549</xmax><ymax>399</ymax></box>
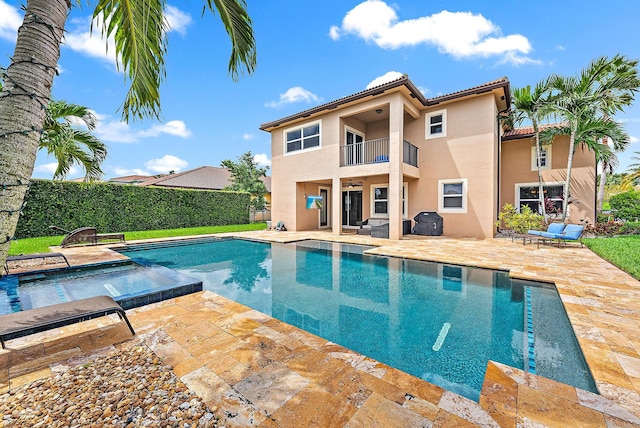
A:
<box><xmin>283</xmin><ymin>121</ymin><xmax>322</xmax><ymax>155</ymax></box>
<box><xmin>515</xmin><ymin>181</ymin><xmax>567</xmax><ymax>216</ymax></box>
<box><xmin>369</xmin><ymin>182</ymin><xmax>408</xmax><ymax>218</ymax></box>
<box><xmin>531</xmin><ymin>145</ymin><xmax>551</xmax><ymax>171</ymax></box>
<box><xmin>426</xmin><ymin>109</ymin><xmax>447</xmax><ymax>139</ymax></box>
<box><xmin>438</xmin><ymin>178</ymin><xmax>467</xmax><ymax>213</ymax></box>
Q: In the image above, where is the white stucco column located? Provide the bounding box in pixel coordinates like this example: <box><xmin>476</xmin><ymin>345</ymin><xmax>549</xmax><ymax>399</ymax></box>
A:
<box><xmin>388</xmin><ymin>96</ymin><xmax>404</xmax><ymax>240</ymax></box>
<box><xmin>332</xmin><ymin>176</ymin><xmax>342</xmax><ymax>235</ymax></box>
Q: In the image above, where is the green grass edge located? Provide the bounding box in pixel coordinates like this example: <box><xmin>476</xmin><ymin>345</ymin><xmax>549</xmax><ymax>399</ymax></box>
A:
<box><xmin>9</xmin><ymin>223</ymin><xmax>267</xmax><ymax>256</ymax></box>
<box><xmin>583</xmin><ymin>236</ymin><xmax>640</xmax><ymax>280</ymax></box>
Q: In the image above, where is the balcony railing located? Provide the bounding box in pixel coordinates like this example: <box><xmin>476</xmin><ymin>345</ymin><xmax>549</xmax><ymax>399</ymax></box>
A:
<box><xmin>339</xmin><ymin>138</ymin><xmax>419</xmax><ymax>167</ymax></box>
<box><xmin>403</xmin><ymin>140</ymin><xmax>419</xmax><ymax>167</ymax></box>
<box><xmin>340</xmin><ymin>138</ymin><xmax>388</xmax><ymax>166</ymax></box>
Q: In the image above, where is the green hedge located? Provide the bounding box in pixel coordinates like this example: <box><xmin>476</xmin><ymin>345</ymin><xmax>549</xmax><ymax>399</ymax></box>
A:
<box><xmin>16</xmin><ymin>180</ymin><xmax>250</xmax><ymax>238</ymax></box>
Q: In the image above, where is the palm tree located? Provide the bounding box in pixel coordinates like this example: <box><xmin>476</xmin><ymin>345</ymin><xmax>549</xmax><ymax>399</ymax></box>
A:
<box><xmin>623</xmin><ymin>152</ymin><xmax>640</xmax><ymax>189</ymax></box>
<box><xmin>0</xmin><ymin>0</ymin><xmax>256</xmax><ymax>268</ymax></box>
<box><xmin>547</xmin><ymin>55</ymin><xmax>640</xmax><ymax>221</ymax></box>
<box><xmin>510</xmin><ymin>81</ymin><xmax>552</xmax><ymax>219</ymax></box>
<box><xmin>1</xmin><ymin>71</ymin><xmax>107</xmax><ymax>181</ymax></box>
<box><xmin>594</xmin><ymin>139</ymin><xmax>619</xmax><ymax>214</ymax></box>
<box><xmin>41</xmin><ymin>100</ymin><xmax>107</xmax><ymax>181</ymax></box>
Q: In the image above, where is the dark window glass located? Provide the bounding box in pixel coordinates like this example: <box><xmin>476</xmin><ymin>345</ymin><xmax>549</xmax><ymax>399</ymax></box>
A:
<box><xmin>374</xmin><ymin>201</ymin><xmax>388</xmax><ymax>214</ymax></box>
<box><xmin>287</xmin><ymin>141</ymin><xmax>301</xmax><ymax>152</ymax></box>
<box><xmin>430</xmin><ymin>114</ymin><xmax>443</xmax><ymax>125</ymax></box>
<box><xmin>374</xmin><ymin>187</ymin><xmax>388</xmax><ymax>200</ymax></box>
<box><xmin>303</xmin><ymin>124</ymin><xmax>319</xmax><ymax>137</ymax></box>
<box><xmin>444</xmin><ymin>183</ymin><xmax>462</xmax><ymax>195</ymax></box>
<box><xmin>304</xmin><ymin>135</ymin><xmax>320</xmax><ymax>148</ymax></box>
<box><xmin>443</xmin><ymin>196</ymin><xmax>463</xmax><ymax>208</ymax></box>
<box><xmin>287</xmin><ymin>129</ymin><xmax>301</xmax><ymax>141</ymax></box>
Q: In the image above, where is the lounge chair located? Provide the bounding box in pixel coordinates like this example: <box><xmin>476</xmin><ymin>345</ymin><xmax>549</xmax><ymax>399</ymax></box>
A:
<box><xmin>527</xmin><ymin>222</ymin><xmax>566</xmax><ymax>238</ymax></box>
<box><xmin>3</xmin><ymin>252</ymin><xmax>70</xmax><ymax>275</ymax></box>
<box><xmin>50</xmin><ymin>226</ymin><xmax>125</xmax><ymax>247</ymax></box>
<box><xmin>0</xmin><ymin>295</ymin><xmax>135</xmax><ymax>348</ymax></box>
<box><xmin>529</xmin><ymin>224</ymin><xmax>584</xmax><ymax>248</ymax></box>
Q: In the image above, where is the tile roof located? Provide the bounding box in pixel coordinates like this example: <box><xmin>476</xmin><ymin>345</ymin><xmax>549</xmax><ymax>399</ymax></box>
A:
<box><xmin>139</xmin><ymin>166</ymin><xmax>271</xmax><ymax>192</ymax></box>
<box><xmin>260</xmin><ymin>76</ymin><xmax>510</xmax><ymax>131</ymax></box>
<box><xmin>502</xmin><ymin>123</ymin><xmax>566</xmax><ymax>141</ymax></box>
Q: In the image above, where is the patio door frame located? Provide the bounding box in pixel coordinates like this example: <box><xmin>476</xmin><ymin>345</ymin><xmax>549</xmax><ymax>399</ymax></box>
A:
<box><xmin>342</xmin><ymin>188</ymin><xmax>363</xmax><ymax>228</ymax></box>
<box><xmin>319</xmin><ymin>186</ymin><xmax>331</xmax><ymax>228</ymax></box>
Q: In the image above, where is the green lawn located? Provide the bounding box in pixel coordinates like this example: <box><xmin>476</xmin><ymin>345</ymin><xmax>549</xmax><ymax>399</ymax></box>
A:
<box><xmin>9</xmin><ymin>223</ymin><xmax>267</xmax><ymax>256</ymax></box>
<box><xmin>583</xmin><ymin>236</ymin><xmax>640</xmax><ymax>280</ymax></box>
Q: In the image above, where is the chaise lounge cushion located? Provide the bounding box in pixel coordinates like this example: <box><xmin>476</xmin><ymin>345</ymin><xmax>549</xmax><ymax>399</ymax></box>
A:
<box><xmin>528</xmin><ymin>222</ymin><xmax>565</xmax><ymax>237</ymax></box>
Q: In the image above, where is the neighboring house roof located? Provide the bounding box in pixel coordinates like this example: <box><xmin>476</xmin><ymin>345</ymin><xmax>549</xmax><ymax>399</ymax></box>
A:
<box><xmin>109</xmin><ymin>175</ymin><xmax>158</xmax><ymax>185</ymax></box>
<box><xmin>259</xmin><ymin>75</ymin><xmax>511</xmax><ymax>131</ymax></box>
<box><xmin>502</xmin><ymin>123</ymin><xmax>566</xmax><ymax>141</ymax></box>
<box><xmin>137</xmin><ymin>166</ymin><xmax>272</xmax><ymax>192</ymax></box>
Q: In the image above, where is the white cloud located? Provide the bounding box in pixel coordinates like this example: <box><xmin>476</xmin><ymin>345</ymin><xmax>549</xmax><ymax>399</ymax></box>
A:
<box><xmin>630</xmin><ymin>136</ymin><xmax>639</xmax><ymax>144</ymax></box>
<box><xmin>265</xmin><ymin>87</ymin><xmax>321</xmax><ymax>108</ymax></box>
<box><xmin>92</xmin><ymin>113</ymin><xmax>192</xmax><ymax>143</ymax></box>
<box><xmin>138</xmin><ymin>120</ymin><xmax>192</xmax><ymax>138</ymax></box>
<box><xmin>366</xmin><ymin>71</ymin><xmax>404</xmax><ymax>89</ymax></box>
<box><xmin>328</xmin><ymin>25</ymin><xmax>341</xmax><ymax>41</ymax></box>
<box><xmin>243</xmin><ymin>133</ymin><xmax>255</xmax><ymax>140</ymax></box>
<box><xmin>555</xmin><ymin>45</ymin><xmax>566</xmax><ymax>51</ymax></box>
<box><xmin>113</xmin><ymin>167</ymin><xmax>150</xmax><ymax>176</ymax></box>
<box><xmin>0</xmin><ymin>1</ymin><xmax>21</xmax><ymax>42</ymax></box>
<box><xmin>64</xmin><ymin>15</ymin><xmax>118</xmax><ymax>65</ymax></box>
<box><xmin>253</xmin><ymin>153</ymin><xmax>271</xmax><ymax>168</ymax></box>
<box><xmin>145</xmin><ymin>155</ymin><xmax>188</xmax><ymax>174</ymax></box>
<box><xmin>334</xmin><ymin>1</ymin><xmax>537</xmax><ymax>65</ymax></box>
<box><xmin>35</xmin><ymin>162</ymin><xmax>79</xmax><ymax>177</ymax></box>
<box><xmin>165</xmin><ymin>5</ymin><xmax>192</xmax><ymax>35</ymax></box>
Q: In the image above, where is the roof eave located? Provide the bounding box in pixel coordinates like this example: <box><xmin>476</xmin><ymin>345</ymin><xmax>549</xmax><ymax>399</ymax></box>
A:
<box><xmin>259</xmin><ymin>75</ymin><xmax>426</xmax><ymax>131</ymax></box>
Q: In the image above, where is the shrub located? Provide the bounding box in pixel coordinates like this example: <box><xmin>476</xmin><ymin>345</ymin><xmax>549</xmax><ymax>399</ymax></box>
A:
<box><xmin>584</xmin><ymin>219</ymin><xmax>624</xmax><ymax>236</ymax></box>
<box><xmin>16</xmin><ymin>180</ymin><xmax>251</xmax><ymax>238</ymax></box>
<box><xmin>609</xmin><ymin>190</ymin><xmax>640</xmax><ymax>221</ymax></box>
<box><xmin>620</xmin><ymin>221</ymin><xmax>640</xmax><ymax>235</ymax></box>
<box><xmin>496</xmin><ymin>204</ymin><xmax>545</xmax><ymax>234</ymax></box>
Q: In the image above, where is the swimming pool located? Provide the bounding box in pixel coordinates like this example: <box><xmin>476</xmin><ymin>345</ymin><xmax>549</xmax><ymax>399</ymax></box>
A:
<box><xmin>0</xmin><ymin>260</ymin><xmax>202</xmax><ymax>314</ymax></box>
<box><xmin>120</xmin><ymin>238</ymin><xmax>597</xmax><ymax>401</ymax></box>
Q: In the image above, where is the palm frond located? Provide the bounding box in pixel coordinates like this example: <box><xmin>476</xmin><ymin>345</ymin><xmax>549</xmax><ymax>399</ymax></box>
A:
<box><xmin>207</xmin><ymin>0</ymin><xmax>256</xmax><ymax>80</ymax></box>
<box><xmin>93</xmin><ymin>0</ymin><xmax>168</xmax><ymax>121</ymax></box>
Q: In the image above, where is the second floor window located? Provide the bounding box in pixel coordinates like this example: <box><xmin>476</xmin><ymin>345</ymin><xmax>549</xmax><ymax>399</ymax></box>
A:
<box><xmin>531</xmin><ymin>146</ymin><xmax>551</xmax><ymax>171</ymax></box>
<box><xmin>426</xmin><ymin>110</ymin><xmax>447</xmax><ymax>139</ymax></box>
<box><xmin>286</xmin><ymin>123</ymin><xmax>320</xmax><ymax>154</ymax></box>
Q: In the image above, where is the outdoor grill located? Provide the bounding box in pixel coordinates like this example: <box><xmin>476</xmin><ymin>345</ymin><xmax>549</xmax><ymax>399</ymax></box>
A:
<box><xmin>412</xmin><ymin>211</ymin><xmax>443</xmax><ymax>236</ymax></box>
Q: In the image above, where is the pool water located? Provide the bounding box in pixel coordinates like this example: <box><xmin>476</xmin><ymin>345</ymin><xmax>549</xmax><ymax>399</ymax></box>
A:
<box><xmin>0</xmin><ymin>261</ymin><xmax>202</xmax><ymax>313</ymax></box>
<box><xmin>120</xmin><ymin>238</ymin><xmax>597</xmax><ymax>401</ymax></box>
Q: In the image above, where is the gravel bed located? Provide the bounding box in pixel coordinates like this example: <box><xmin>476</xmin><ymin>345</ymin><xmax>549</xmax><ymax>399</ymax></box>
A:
<box><xmin>0</xmin><ymin>345</ymin><xmax>217</xmax><ymax>427</ymax></box>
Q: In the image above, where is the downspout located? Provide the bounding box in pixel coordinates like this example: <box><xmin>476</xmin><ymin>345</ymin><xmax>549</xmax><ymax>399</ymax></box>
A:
<box><xmin>496</xmin><ymin>109</ymin><xmax>509</xmax><ymax>233</ymax></box>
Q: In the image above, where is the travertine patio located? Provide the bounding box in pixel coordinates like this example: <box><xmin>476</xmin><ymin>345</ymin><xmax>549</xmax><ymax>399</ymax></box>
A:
<box><xmin>1</xmin><ymin>231</ymin><xmax>639</xmax><ymax>427</ymax></box>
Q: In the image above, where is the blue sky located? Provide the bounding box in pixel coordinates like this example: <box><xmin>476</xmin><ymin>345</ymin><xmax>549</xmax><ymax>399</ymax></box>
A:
<box><xmin>1</xmin><ymin>0</ymin><xmax>639</xmax><ymax>179</ymax></box>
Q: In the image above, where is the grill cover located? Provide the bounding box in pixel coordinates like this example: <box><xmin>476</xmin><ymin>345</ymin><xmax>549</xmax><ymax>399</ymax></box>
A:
<box><xmin>413</xmin><ymin>211</ymin><xmax>443</xmax><ymax>236</ymax></box>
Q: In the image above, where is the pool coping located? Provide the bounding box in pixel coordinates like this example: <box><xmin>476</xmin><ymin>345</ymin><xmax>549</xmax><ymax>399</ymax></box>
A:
<box><xmin>2</xmin><ymin>231</ymin><xmax>639</xmax><ymax>426</ymax></box>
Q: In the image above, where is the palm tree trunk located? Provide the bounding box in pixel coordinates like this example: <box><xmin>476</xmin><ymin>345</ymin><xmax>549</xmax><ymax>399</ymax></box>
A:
<box><xmin>0</xmin><ymin>0</ymin><xmax>69</xmax><ymax>272</ymax></box>
<box><xmin>596</xmin><ymin>160</ymin><xmax>607</xmax><ymax>214</ymax></box>
<box><xmin>562</xmin><ymin>130</ymin><xmax>577</xmax><ymax>222</ymax></box>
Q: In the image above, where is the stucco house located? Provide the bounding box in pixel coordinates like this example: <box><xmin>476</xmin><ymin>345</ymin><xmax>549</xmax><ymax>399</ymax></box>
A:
<box><xmin>259</xmin><ymin>75</ymin><xmax>595</xmax><ymax>239</ymax></box>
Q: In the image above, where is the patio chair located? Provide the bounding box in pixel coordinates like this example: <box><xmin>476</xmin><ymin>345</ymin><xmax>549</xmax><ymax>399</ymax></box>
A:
<box><xmin>527</xmin><ymin>222</ymin><xmax>566</xmax><ymax>238</ymax></box>
<box><xmin>50</xmin><ymin>225</ymin><xmax>125</xmax><ymax>247</ymax></box>
<box><xmin>533</xmin><ymin>224</ymin><xmax>585</xmax><ymax>248</ymax></box>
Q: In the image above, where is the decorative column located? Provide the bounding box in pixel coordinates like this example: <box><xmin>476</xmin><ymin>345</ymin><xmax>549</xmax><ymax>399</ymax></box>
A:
<box><xmin>388</xmin><ymin>95</ymin><xmax>404</xmax><ymax>240</ymax></box>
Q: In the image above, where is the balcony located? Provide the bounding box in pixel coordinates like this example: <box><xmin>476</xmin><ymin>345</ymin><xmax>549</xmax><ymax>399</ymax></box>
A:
<box><xmin>340</xmin><ymin>138</ymin><xmax>418</xmax><ymax>167</ymax></box>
